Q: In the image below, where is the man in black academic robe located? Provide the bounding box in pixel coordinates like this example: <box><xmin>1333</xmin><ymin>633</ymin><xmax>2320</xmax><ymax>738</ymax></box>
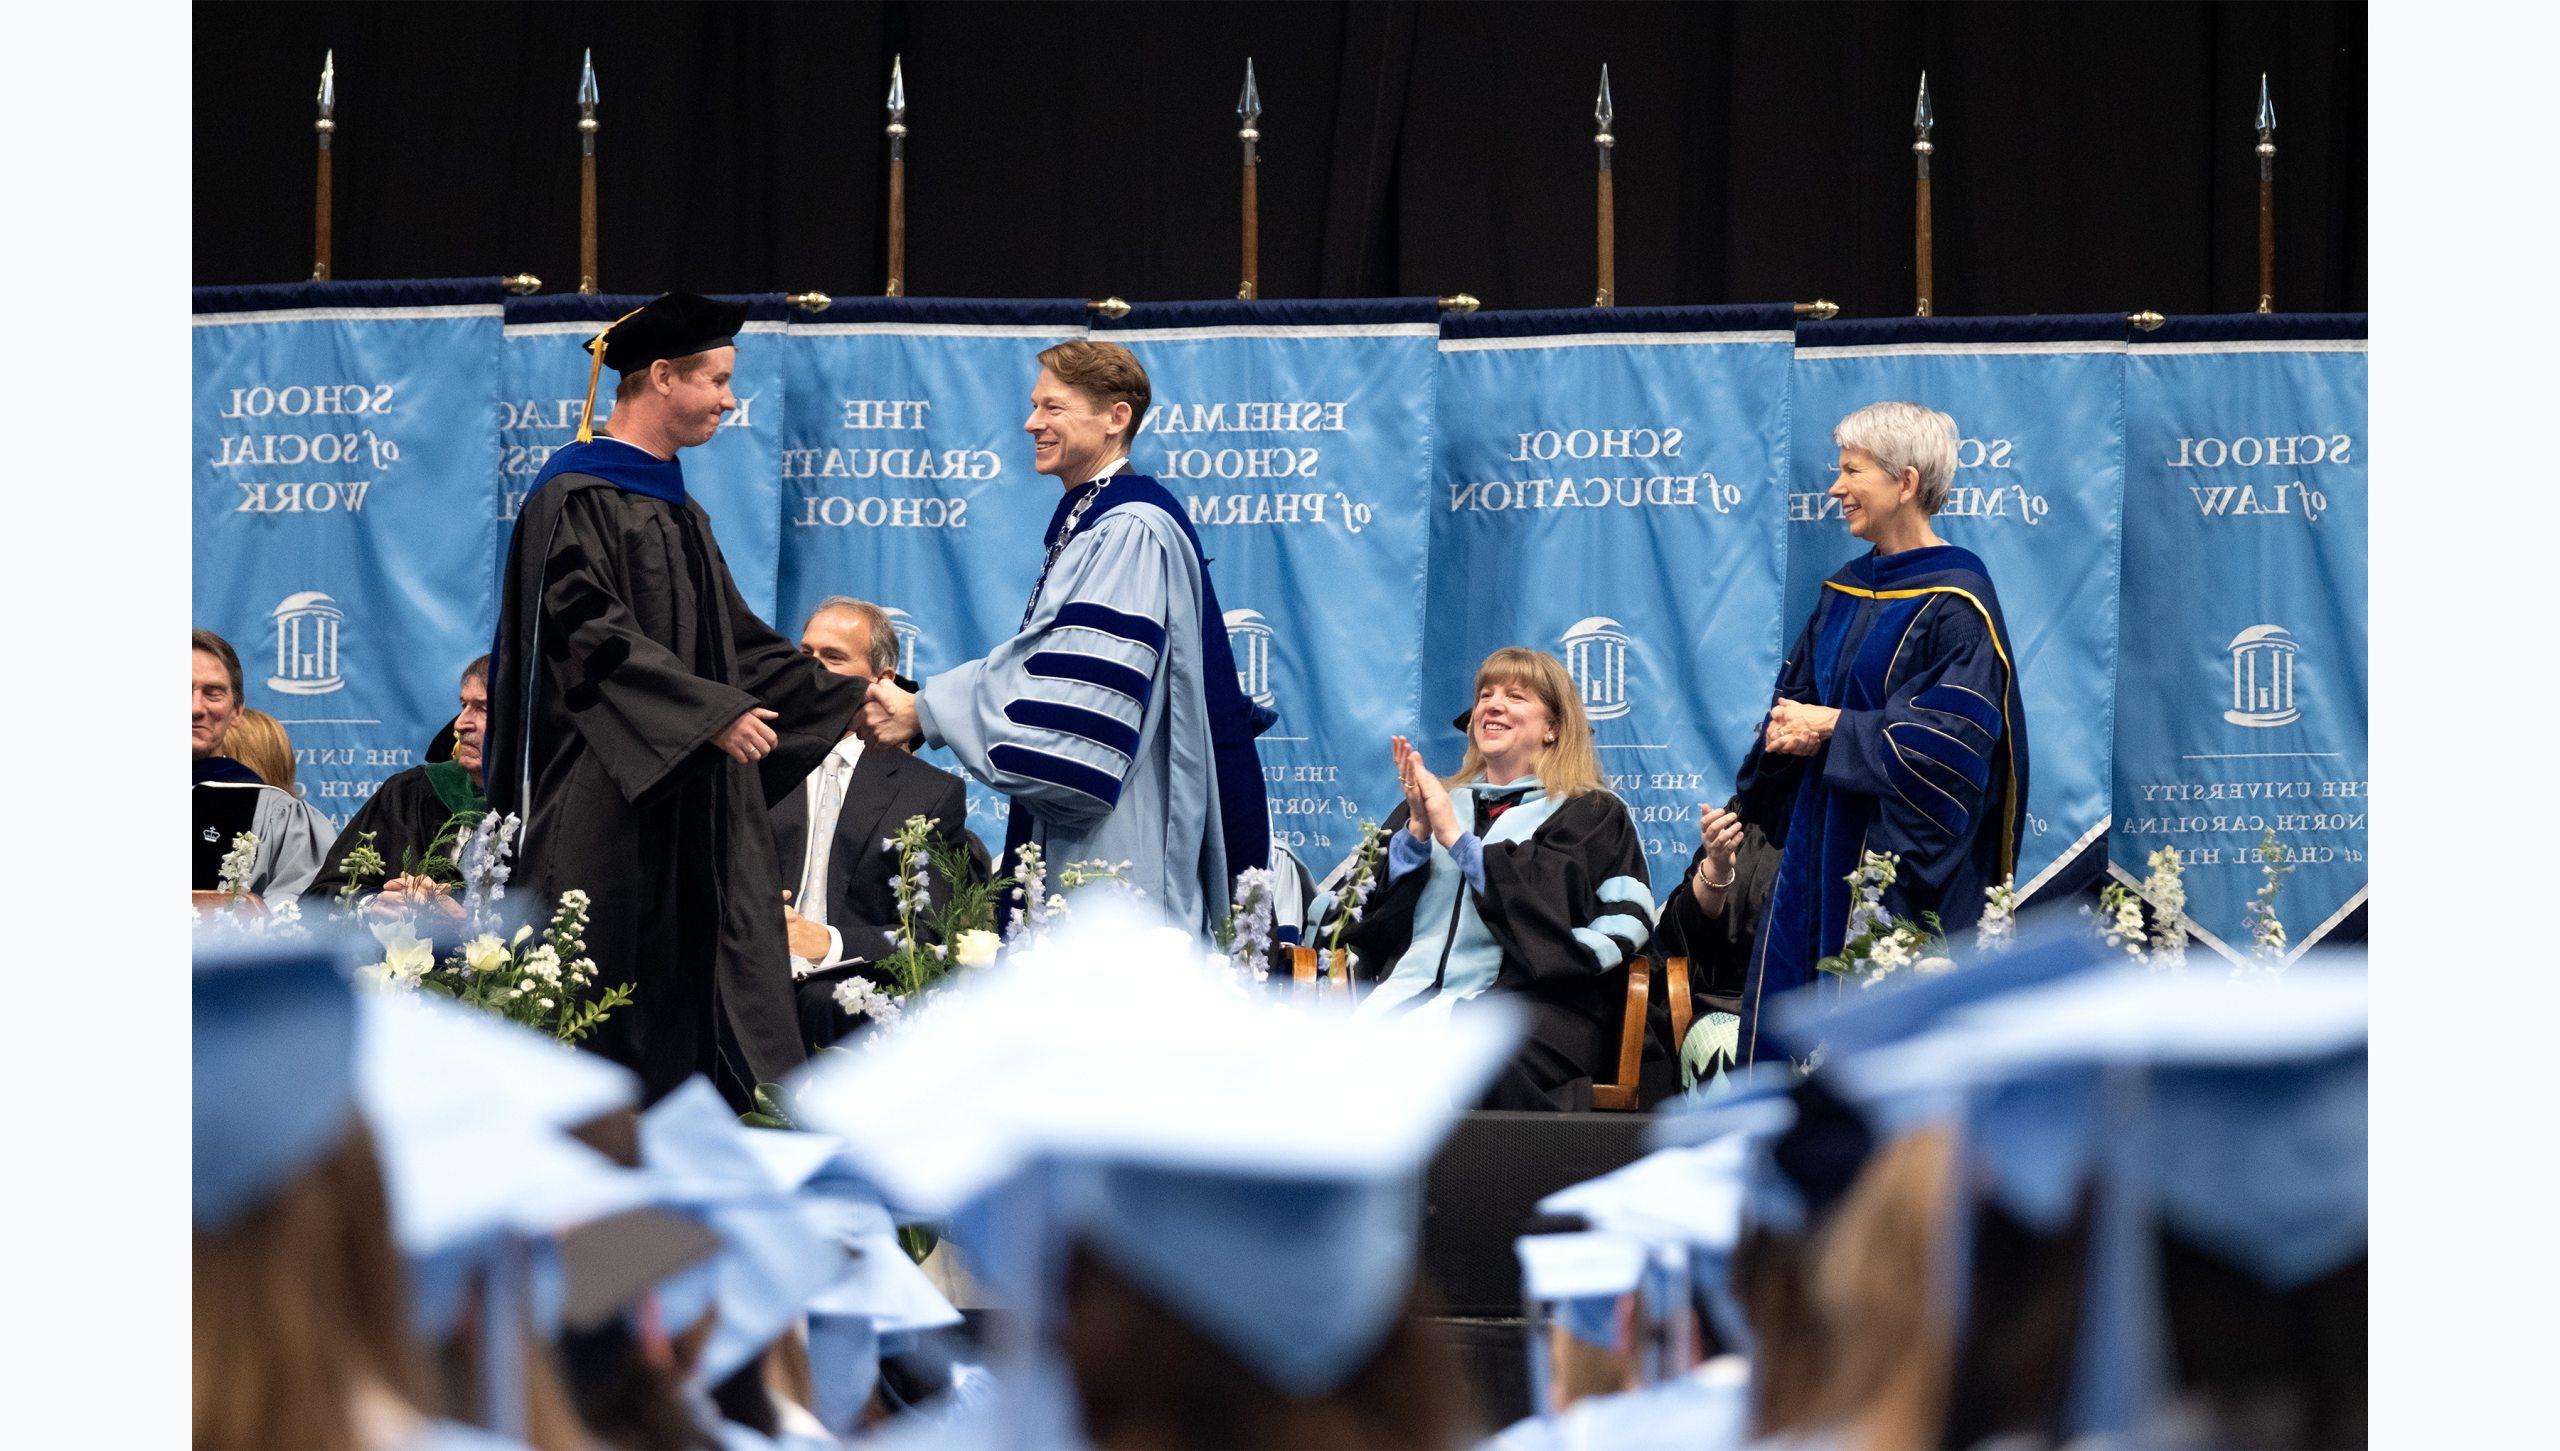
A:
<box><xmin>306</xmin><ymin>654</ymin><xmax>493</xmax><ymax>902</ymax></box>
<box><xmin>485</xmin><ymin>294</ymin><xmax>864</xmax><ymax>1105</ymax></box>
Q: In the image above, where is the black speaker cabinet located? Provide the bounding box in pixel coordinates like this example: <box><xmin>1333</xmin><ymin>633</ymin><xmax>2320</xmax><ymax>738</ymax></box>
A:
<box><xmin>1420</xmin><ymin>1110</ymin><xmax>1654</xmax><ymax>1317</ymax></box>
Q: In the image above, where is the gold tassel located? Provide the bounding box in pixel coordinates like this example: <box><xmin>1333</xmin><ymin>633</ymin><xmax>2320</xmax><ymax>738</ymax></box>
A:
<box><xmin>574</xmin><ymin>304</ymin><xmax>651</xmax><ymax>443</ymax></box>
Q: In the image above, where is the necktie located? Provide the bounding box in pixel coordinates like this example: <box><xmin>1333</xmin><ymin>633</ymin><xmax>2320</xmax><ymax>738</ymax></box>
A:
<box><xmin>799</xmin><ymin>755</ymin><xmax>848</xmax><ymax>927</ymax></box>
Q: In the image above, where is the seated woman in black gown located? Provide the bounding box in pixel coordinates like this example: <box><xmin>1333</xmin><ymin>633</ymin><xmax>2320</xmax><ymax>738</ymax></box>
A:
<box><xmin>1336</xmin><ymin>646</ymin><xmax>1655</xmax><ymax>1111</ymax></box>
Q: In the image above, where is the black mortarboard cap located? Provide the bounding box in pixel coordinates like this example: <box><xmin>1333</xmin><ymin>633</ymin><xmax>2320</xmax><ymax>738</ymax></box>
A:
<box><xmin>575</xmin><ymin>292</ymin><xmax>747</xmax><ymax>441</ymax></box>
<box><xmin>593</xmin><ymin>292</ymin><xmax>748</xmax><ymax>374</ymax></box>
<box><xmin>1770</xmin><ymin>1073</ymin><xmax>1877</xmax><ymax>1223</ymax></box>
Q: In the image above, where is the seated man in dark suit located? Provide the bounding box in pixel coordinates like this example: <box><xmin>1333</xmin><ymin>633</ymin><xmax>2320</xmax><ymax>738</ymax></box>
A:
<box><xmin>778</xmin><ymin>596</ymin><xmax>988</xmax><ymax>1052</ymax></box>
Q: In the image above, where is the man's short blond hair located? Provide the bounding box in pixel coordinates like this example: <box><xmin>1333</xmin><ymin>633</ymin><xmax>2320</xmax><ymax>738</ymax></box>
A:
<box><xmin>1036</xmin><ymin>339</ymin><xmax>1151</xmax><ymax>443</ymax></box>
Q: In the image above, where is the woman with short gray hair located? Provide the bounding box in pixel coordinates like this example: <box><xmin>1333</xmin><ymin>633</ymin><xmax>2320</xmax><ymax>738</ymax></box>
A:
<box><xmin>1716</xmin><ymin>401</ymin><xmax>2033</xmax><ymax>1065</ymax></box>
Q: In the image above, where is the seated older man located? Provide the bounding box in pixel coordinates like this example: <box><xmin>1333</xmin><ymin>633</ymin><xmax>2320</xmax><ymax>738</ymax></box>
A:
<box><xmin>778</xmin><ymin>596</ymin><xmax>986</xmax><ymax>1052</ymax></box>
<box><xmin>193</xmin><ymin>628</ymin><xmax>332</xmax><ymax>899</ymax></box>
<box><xmin>305</xmin><ymin>655</ymin><xmax>493</xmax><ymax>909</ymax></box>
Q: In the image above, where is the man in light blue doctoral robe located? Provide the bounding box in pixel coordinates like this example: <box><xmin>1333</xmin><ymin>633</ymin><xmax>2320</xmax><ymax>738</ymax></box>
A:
<box><xmin>857</xmin><ymin>342</ymin><xmax>1271</xmax><ymax>938</ymax></box>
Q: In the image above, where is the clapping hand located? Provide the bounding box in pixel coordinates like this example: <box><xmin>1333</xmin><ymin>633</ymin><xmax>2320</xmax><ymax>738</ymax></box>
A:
<box><xmin>1698</xmin><ymin>804</ymin><xmax>1743</xmax><ymax>877</ymax></box>
<box><xmin>1691</xmin><ymin>804</ymin><xmax>1745</xmax><ymax>912</ymax></box>
<box><xmin>1390</xmin><ymin>735</ymin><xmax>1459</xmax><ymax>846</ymax></box>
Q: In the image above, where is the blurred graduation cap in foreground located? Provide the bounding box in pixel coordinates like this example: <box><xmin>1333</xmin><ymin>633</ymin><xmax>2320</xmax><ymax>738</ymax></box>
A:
<box><xmin>791</xmin><ymin>897</ymin><xmax>1525</xmax><ymax>1400</ymax></box>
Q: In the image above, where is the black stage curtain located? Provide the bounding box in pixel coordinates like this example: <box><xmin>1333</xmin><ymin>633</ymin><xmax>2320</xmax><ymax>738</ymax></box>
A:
<box><xmin>194</xmin><ymin>2</ymin><xmax>2364</xmax><ymax>317</ymax></box>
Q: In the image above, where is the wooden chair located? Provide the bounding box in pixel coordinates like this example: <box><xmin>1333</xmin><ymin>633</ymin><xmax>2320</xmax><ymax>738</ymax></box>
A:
<box><xmin>192</xmin><ymin>890</ymin><xmax>266</xmax><ymax>917</ymax></box>
<box><xmin>1286</xmin><ymin>945</ymin><xmax>1353</xmax><ymax>995</ymax></box>
<box><xmin>1291</xmin><ymin>943</ymin><xmax>1692</xmax><ymax>1113</ymax></box>
<box><xmin>1590</xmin><ymin>954</ymin><xmax>1693</xmax><ymax>1112</ymax></box>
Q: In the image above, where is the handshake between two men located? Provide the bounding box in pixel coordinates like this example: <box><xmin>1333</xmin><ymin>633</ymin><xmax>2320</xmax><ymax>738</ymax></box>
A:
<box><xmin>707</xmin><ymin>674</ymin><xmax>927</xmax><ymax>766</ymax></box>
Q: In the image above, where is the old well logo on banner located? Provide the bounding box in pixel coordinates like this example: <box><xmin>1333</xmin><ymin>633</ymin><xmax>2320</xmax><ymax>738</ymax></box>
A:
<box><xmin>1432</xmin><ymin>305</ymin><xmax>1796</xmax><ymax>898</ymax></box>
<box><xmin>1790</xmin><ymin>316</ymin><xmax>2127</xmax><ymax>901</ymax></box>
<box><xmin>1098</xmin><ymin>299</ymin><xmax>1442</xmax><ymax>875</ymax></box>
<box><xmin>194</xmin><ymin>279</ymin><xmax>504</xmax><ymax>829</ymax></box>
<box><xmin>500</xmin><ymin>293</ymin><xmax>789</xmax><ymax>622</ymax></box>
<box><xmin>777</xmin><ymin>299</ymin><xmax>1090</xmax><ymax>853</ymax></box>
<box><xmin>2117</xmin><ymin>315</ymin><xmax>2367</xmax><ymax>961</ymax></box>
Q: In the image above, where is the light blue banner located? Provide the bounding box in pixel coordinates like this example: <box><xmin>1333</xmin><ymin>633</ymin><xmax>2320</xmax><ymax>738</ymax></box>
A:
<box><xmin>2116</xmin><ymin>316</ymin><xmax>2368</xmax><ymax>960</ymax></box>
<box><xmin>776</xmin><ymin>299</ymin><xmax>1091</xmax><ymax>852</ymax></box>
<box><xmin>1101</xmin><ymin>299</ymin><xmax>1444</xmax><ymax>869</ymax></box>
<box><xmin>193</xmin><ymin>280</ymin><xmax>503</xmax><ymax>830</ymax></box>
<box><xmin>1789</xmin><ymin>316</ymin><xmax>2127</xmax><ymax>900</ymax></box>
<box><xmin>1430</xmin><ymin>306</ymin><xmax>1797</xmax><ymax>897</ymax></box>
<box><xmin>499</xmin><ymin>293</ymin><xmax>789</xmax><ymax>622</ymax></box>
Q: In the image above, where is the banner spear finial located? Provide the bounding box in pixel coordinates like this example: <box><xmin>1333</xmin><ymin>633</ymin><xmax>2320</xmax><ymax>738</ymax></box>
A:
<box><xmin>1236</xmin><ymin>58</ymin><xmax>1262</xmax><ymax>300</ymax></box>
<box><xmin>885</xmin><ymin>55</ymin><xmax>908</xmax><ymax>297</ymax></box>
<box><xmin>310</xmin><ymin>51</ymin><xmax>336</xmax><ymax>281</ymax></box>
<box><xmin>1912</xmin><ymin>70</ymin><xmax>1936</xmax><ymax>317</ymax></box>
<box><xmin>2255</xmin><ymin>74</ymin><xmax>2276</xmax><ymax>313</ymax></box>
<box><xmin>577</xmin><ymin>49</ymin><xmax>601</xmax><ymax>295</ymax></box>
<box><xmin>1593</xmin><ymin>64</ymin><xmax>1616</xmax><ymax>307</ymax></box>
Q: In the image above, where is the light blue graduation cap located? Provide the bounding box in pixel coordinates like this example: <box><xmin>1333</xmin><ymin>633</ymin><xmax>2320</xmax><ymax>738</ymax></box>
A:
<box><xmin>790</xmin><ymin>897</ymin><xmax>1524</xmax><ymax>1399</ymax></box>
<box><xmin>1542</xmin><ymin>1135</ymin><xmax>1756</xmax><ymax>1372</ymax></box>
<box><xmin>351</xmin><ymin>984</ymin><xmax>680</xmax><ymax>1442</ymax></box>
<box><xmin>1843</xmin><ymin>955</ymin><xmax>2369</xmax><ymax>1441</ymax></box>
<box><xmin>353</xmin><ymin>988</ymin><xmax>652</xmax><ymax>1340</ymax></box>
<box><xmin>638</xmin><ymin>1078</ymin><xmax>845</xmax><ymax>1390</ymax></box>
<box><xmin>1513</xmin><ymin>1229</ymin><xmax>1646</xmax><ymax>1417</ymax></box>
<box><xmin>735</xmin><ymin>1126</ymin><xmax>963</xmax><ymax>1434</ymax></box>
<box><xmin>1763</xmin><ymin>918</ymin><xmax>2136</xmax><ymax>1071</ymax></box>
<box><xmin>194</xmin><ymin>937</ymin><xmax>362</xmax><ymax>1229</ymax></box>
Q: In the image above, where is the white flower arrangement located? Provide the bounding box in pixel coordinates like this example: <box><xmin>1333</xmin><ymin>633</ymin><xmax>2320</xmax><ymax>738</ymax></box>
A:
<box><xmin>830</xmin><ymin>975</ymin><xmax>903</xmax><ymax>1027</ymax></box>
<box><xmin>365</xmin><ymin>876</ymin><xmax>625</xmax><ymax>1043</ymax></box>
<box><xmin>216</xmin><ymin>830</ymin><xmax>261</xmax><ymax>901</ymax></box>
<box><xmin>1222</xmin><ymin>865</ymin><xmax>1277</xmax><ymax>983</ymax></box>
<box><xmin>198</xmin><ymin>801</ymin><xmax>623</xmax><ymax>1042</ymax></box>
<box><xmin>1817</xmin><ymin>850</ymin><xmax>1948</xmax><ymax>990</ymax></box>
<box><xmin>1976</xmin><ymin>877</ymin><xmax>2019</xmax><ymax>953</ymax></box>
<box><xmin>2143</xmin><ymin>846</ymin><xmax>2189</xmax><ymax>971</ymax></box>
<box><xmin>2238</xmin><ymin>828</ymin><xmax>2291</xmax><ymax>976</ymax></box>
<box><xmin>457</xmin><ymin>811</ymin><xmax>522</xmax><ymax>921</ymax></box>
<box><xmin>2090</xmin><ymin>846</ymin><xmax>2189</xmax><ymax>970</ymax></box>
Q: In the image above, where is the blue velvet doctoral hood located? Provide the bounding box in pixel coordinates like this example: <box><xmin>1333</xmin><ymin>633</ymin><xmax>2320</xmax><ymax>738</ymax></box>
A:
<box><xmin>527</xmin><ymin>436</ymin><xmax>687</xmax><ymax>506</ymax></box>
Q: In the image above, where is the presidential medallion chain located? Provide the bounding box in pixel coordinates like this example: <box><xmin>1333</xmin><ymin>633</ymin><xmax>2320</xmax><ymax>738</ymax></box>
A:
<box><xmin>1021</xmin><ymin>476</ymin><xmax>1112</xmax><ymax>628</ymax></box>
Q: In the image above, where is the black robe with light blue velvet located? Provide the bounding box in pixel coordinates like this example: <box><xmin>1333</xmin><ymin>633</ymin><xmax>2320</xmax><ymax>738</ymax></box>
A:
<box><xmin>1736</xmin><ymin>544</ymin><xmax>2029</xmax><ymax>1063</ymax></box>
<box><xmin>486</xmin><ymin>439</ymin><xmax>864</xmax><ymax>1104</ymax></box>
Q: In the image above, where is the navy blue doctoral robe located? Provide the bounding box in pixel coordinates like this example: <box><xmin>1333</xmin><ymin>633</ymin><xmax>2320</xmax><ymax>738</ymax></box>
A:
<box><xmin>1736</xmin><ymin>544</ymin><xmax>2030</xmax><ymax>1062</ymax></box>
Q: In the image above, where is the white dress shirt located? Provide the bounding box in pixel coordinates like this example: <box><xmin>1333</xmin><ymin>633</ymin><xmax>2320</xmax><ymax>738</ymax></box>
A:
<box><xmin>790</xmin><ymin>733</ymin><xmax>866</xmax><ymax>977</ymax></box>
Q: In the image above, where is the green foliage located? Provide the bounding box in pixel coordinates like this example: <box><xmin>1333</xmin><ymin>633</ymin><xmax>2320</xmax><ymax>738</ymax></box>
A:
<box><xmin>738</xmin><ymin>1082</ymin><xmax>796</xmax><ymax>1131</ymax></box>
<box><xmin>335</xmin><ymin>831</ymin><xmax>387</xmax><ymax>908</ymax></box>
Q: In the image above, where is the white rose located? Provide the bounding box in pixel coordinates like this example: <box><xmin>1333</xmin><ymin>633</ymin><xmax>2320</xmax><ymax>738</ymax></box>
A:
<box><xmin>461</xmin><ymin>935</ymin><xmax>513</xmax><ymax>975</ymax></box>
<box><xmin>953</xmin><ymin>929</ymin><xmax>1001</xmax><ymax>969</ymax></box>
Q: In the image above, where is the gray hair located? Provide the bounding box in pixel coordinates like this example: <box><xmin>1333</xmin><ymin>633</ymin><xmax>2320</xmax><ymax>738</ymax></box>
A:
<box><xmin>1833</xmin><ymin>401</ymin><xmax>1960</xmax><ymax>514</ymax></box>
<box><xmin>805</xmin><ymin>596</ymin><xmax>903</xmax><ymax>677</ymax></box>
